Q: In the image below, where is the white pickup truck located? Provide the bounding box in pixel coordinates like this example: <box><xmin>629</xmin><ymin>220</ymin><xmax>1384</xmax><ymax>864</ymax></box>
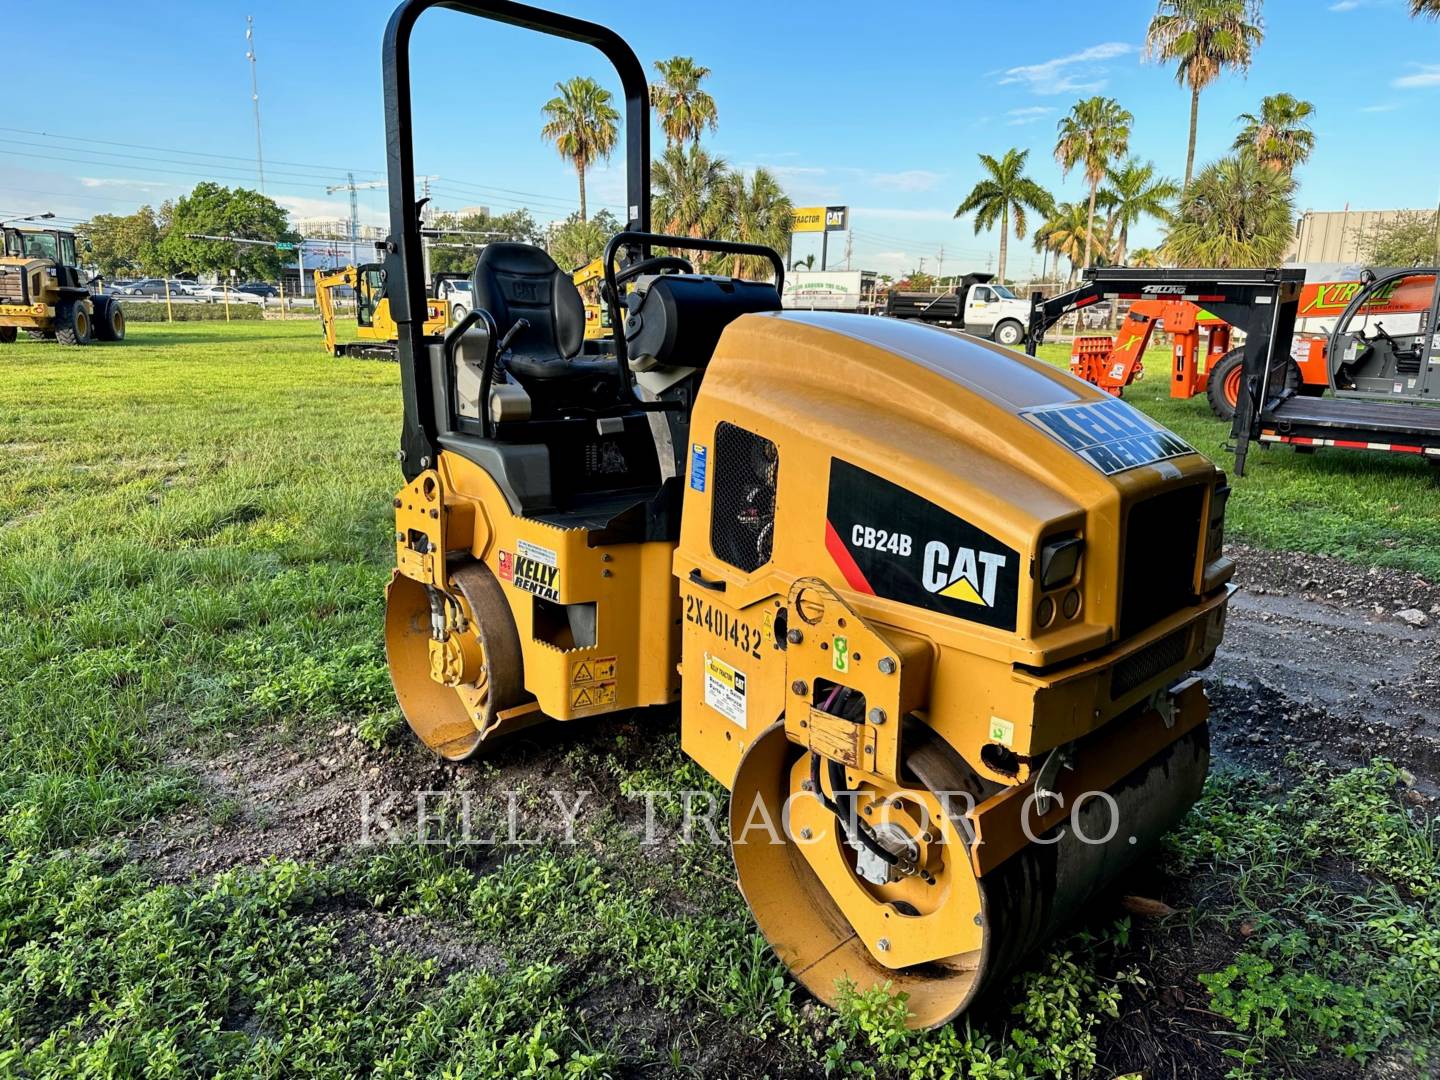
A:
<box><xmin>884</xmin><ymin>272</ymin><xmax>1031</xmax><ymax>346</ymax></box>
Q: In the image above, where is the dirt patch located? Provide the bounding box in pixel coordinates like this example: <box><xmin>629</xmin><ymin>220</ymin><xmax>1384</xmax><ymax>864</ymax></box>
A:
<box><xmin>1209</xmin><ymin>543</ymin><xmax>1440</xmax><ymax>791</ymax></box>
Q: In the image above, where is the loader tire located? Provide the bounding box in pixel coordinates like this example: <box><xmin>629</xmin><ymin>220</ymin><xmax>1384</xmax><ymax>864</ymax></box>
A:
<box><xmin>93</xmin><ymin>297</ymin><xmax>127</xmax><ymax>342</ymax></box>
<box><xmin>0</xmin><ymin>327</ymin><xmax>16</xmax><ymax>344</ymax></box>
<box><xmin>55</xmin><ymin>302</ymin><xmax>92</xmax><ymax>346</ymax></box>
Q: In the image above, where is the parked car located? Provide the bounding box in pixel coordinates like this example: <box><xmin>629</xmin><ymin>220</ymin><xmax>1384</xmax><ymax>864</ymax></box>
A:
<box><xmin>235</xmin><ymin>282</ymin><xmax>279</xmax><ymax>298</ymax></box>
<box><xmin>123</xmin><ymin>279</ymin><xmax>193</xmax><ymax>298</ymax></box>
<box><xmin>188</xmin><ymin>284</ymin><xmax>234</xmax><ymax>301</ymax></box>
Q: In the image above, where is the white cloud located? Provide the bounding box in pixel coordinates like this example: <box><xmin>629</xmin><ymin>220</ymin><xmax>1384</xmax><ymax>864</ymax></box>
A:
<box><xmin>1329</xmin><ymin>1</ymin><xmax>1361</xmax><ymax>10</ymax></box>
<box><xmin>1359</xmin><ymin>102</ymin><xmax>1400</xmax><ymax>112</ymax></box>
<box><xmin>1393</xmin><ymin>64</ymin><xmax>1440</xmax><ymax>88</ymax></box>
<box><xmin>274</xmin><ymin>194</ymin><xmax>386</xmax><ymax>226</ymax></box>
<box><xmin>999</xmin><ymin>42</ymin><xmax>1137</xmax><ymax>95</ymax></box>
<box><xmin>79</xmin><ymin>177</ymin><xmax>168</xmax><ymax>190</ymax></box>
<box><xmin>1006</xmin><ymin>106</ymin><xmax>1054</xmax><ymax>125</ymax></box>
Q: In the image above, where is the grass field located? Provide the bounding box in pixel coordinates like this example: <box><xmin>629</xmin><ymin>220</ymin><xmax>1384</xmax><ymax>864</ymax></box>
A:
<box><xmin>1</xmin><ymin>320</ymin><xmax>1436</xmax><ymax>1077</ymax></box>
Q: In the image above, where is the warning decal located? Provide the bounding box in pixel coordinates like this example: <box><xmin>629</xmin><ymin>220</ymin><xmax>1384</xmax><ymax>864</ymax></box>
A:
<box><xmin>571</xmin><ymin>657</ymin><xmax>617</xmax><ymax>684</ymax></box>
<box><xmin>570</xmin><ymin>682</ymin><xmax>616</xmax><ymax>710</ymax></box>
<box><xmin>703</xmin><ymin>654</ymin><xmax>747</xmax><ymax>729</ymax></box>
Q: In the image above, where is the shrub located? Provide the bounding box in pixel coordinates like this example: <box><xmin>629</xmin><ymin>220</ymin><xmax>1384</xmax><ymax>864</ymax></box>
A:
<box><xmin>114</xmin><ymin>301</ymin><xmax>264</xmax><ymax>322</ymax></box>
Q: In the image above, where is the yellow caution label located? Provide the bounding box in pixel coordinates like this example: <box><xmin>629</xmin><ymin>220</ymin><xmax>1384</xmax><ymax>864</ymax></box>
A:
<box><xmin>570</xmin><ymin>681</ymin><xmax>616</xmax><ymax>710</ymax></box>
<box><xmin>571</xmin><ymin>656</ymin><xmax>617</xmax><ymax>685</ymax></box>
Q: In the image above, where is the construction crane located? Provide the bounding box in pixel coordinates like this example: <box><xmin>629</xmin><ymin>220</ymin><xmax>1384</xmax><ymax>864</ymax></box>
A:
<box><xmin>325</xmin><ymin>172</ymin><xmax>385</xmax><ymax>263</ymax></box>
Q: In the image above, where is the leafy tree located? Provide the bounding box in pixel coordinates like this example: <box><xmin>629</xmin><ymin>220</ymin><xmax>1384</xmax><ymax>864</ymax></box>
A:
<box><xmin>1234</xmin><ymin>93</ymin><xmax>1316</xmax><ymax>173</ymax></box>
<box><xmin>77</xmin><ymin>205</ymin><xmax>164</xmax><ymax>278</ymax></box>
<box><xmin>1361</xmin><ymin>211</ymin><xmax>1440</xmax><ymax>266</ymax></box>
<box><xmin>895</xmin><ymin>270</ymin><xmax>936</xmax><ymax>291</ymax></box>
<box><xmin>652</xmin><ymin>144</ymin><xmax>730</xmax><ymax>238</ymax></box>
<box><xmin>1146</xmin><ymin>0</ymin><xmax>1264</xmax><ymax>188</ymax></box>
<box><xmin>953</xmin><ymin>148</ymin><xmax>1054</xmax><ymax>284</ymax></box>
<box><xmin>547</xmin><ymin>208</ymin><xmax>621</xmax><ymax>271</ymax></box>
<box><xmin>540</xmin><ymin>77</ymin><xmax>620</xmax><ymax>222</ymax></box>
<box><xmin>426</xmin><ymin>208</ymin><xmax>541</xmax><ymax>275</ymax></box>
<box><xmin>1128</xmin><ymin>246</ymin><xmax>1163</xmax><ymax>267</ymax></box>
<box><xmin>721</xmin><ymin>168</ymin><xmax>791</xmax><ymax>279</ymax></box>
<box><xmin>154</xmin><ymin>183</ymin><xmax>295</xmax><ymax>280</ymax></box>
<box><xmin>1054</xmin><ymin>96</ymin><xmax>1132</xmax><ymax>271</ymax></box>
<box><xmin>1161</xmin><ymin>150</ymin><xmax>1295</xmax><ymax>268</ymax></box>
<box><xmin>650</xmin><ymin>57</ymin><xmax>718</xmax><ymax>149</ymax></box>
<box><xmin>1097</xmin><ymin>157</ymin><xmax>1179</xmax><ymax>266</ymax></box>
<box><xmin>1034</xmin><ymin>201</ymin><xmax>1107</xmax><ymax>287</ymax></box>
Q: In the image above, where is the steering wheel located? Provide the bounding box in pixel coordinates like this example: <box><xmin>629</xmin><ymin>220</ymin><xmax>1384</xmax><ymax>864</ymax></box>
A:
<box><xmin>613</xmin><ymin>255</ymin><xmax>693</xmax><ymax>287</ymax></box>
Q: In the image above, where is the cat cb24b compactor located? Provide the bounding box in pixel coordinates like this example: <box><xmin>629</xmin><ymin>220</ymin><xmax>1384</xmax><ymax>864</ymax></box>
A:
<box><xmin>380</xmin><ymin>0</ymin><xmax>1234</xmax><ymax>1029</ymax></box>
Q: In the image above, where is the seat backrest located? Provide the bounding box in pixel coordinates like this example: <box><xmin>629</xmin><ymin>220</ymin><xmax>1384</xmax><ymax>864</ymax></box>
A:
<box><xmin>471</xmin><ymin>243</ymin><xmax>585</xmax><ymax>363</ymax></box>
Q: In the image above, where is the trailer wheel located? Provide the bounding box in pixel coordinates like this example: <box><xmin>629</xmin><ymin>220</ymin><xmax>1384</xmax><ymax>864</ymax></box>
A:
<box><xmin>0</xmin><ymin>327</ymin><xmax>16</xmax><ymax>344</ymax></box>
<box><xmin>1206</xmin><ymin>348</ymin><xmax>1299</xmax><ymax>421</ymax></box>
<box><xmin>993</xmin><ymin>320</ymin><xmax>1024</xmax><ymax>347</ymax></box>
<box><xmin>55</xmin><ymin>302</ymin><xmax>92</xmax><ymax>346</ymax></box>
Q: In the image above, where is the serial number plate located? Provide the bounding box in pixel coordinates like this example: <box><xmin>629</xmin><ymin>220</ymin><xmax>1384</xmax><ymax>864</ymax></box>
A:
<box><xmin>684</xmin><ymin>594</ymin><xmax>763</xmax><ymax>660</ymax></box>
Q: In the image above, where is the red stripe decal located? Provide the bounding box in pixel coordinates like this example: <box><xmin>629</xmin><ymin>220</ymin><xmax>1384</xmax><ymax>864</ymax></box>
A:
<box><xmin>824</xmin><ymin>520</ymin><xmax>875</xmax><ymax>595</ymax></box>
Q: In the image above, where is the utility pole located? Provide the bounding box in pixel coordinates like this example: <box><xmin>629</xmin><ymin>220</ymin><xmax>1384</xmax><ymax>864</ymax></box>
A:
<box><xmin>245</xmin><ymin>16</ymin><xmax>265</xmax><ymax>193</ymax></box>
<box><xmin>936</xmin><ymin>245</ymin><xmax>945</xmax><ymax>285</ymax></box>
<box><xmin>843</xmin><ymin>230</ymin><xmax>853</xmax><ymax>271</ymax></box>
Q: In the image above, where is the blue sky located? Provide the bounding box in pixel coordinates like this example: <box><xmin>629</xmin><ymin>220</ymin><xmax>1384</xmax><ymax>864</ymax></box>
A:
<box><xmin>5</xmin><ymin>0</ymin><xmax>1439</xmax><ymax>278</ymax></box>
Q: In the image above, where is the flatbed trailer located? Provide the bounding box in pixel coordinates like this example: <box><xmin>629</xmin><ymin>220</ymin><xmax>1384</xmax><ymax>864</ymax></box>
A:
<box><xmin>1233</xmin><ymin>265</ymin><xmax>1440</xmax><ymax>473</ymax></box>
<box><xmin>1030</xmin><ymin>266</ymin><xmax>1440</xmax><ymax>475</ymax></box>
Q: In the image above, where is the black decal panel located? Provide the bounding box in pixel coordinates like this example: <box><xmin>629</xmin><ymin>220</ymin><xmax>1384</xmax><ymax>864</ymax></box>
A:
<box><xmin>824</xmin><ymin>459</ymin><xmax>1019</xmax><ymax>632</ymax></box>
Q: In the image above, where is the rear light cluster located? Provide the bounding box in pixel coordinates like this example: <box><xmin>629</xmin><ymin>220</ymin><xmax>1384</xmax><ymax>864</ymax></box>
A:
<box><xmin>1035</xmin><ymin>534</ymin><xmax>1083</xmax><ymax>630</ymax></box>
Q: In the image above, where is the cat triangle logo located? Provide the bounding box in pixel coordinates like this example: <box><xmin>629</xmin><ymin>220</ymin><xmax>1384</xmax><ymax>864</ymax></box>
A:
<box><xmin>922</xmin><ymin>540</ymin><xmax>1007</xmax><ymax>607</ymax></box>
<box><xmin>939</xmin><ymin>576</ymin><xmax>986</xmax><ymax>605</ymax></box>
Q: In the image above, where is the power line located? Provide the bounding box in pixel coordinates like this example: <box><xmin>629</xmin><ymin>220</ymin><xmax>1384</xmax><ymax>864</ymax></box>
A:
<box><xmin>0</xmin><ymin>137</ymin><xmax>373</xmax><ymax>186</ymax></box>
<box><xmin>0</xmin><ymin>125</ymin><xmax>384</xmax><ymax>178</ymax></box>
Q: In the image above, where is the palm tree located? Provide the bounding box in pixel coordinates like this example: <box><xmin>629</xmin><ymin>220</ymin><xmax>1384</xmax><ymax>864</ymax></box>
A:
<box><xmin>652</xmin><ymin>144</ymin><xmax>730</xmax><ymax>238</ymax></box>
<box><xmin>1098</xmin><ymin>157</ymin><xmax>1179</xmax><ymax>266</ymax></box>
<box><xmin>1234</xmin><ymin>93</ymin><xmax>1316</xmax><ymax>173</ymax></box>
<box><xmin>1034</xmin><ymin>201</ymin><xmax>1106</xmax><ymax>288</ymax></box>
<box><xmin>1161</xmin><ymin>150</ymin><xmax>1295</xmax><ymax>268</ymax></box>
<box><xmin>1411</xmin><ymin>0</ymin><xmax>1439</xmax><ymax>16</ymax></box>
<box><xmin>650</xmin><ymin>57</ymin><xmax>719</xmax><ymax>149</ymax></box>
<box><xmin>953</xmin><ymin>148</ymin><xmax>1054</xmax><ymax>284</ymax></box>
<box><xmin>1054</xmin><ymin>96</ymin><xmax>1133</xmax><ymax>271</ymax></box>
<box><xmin>1146</xmin><ymin>0</ymin><xmax>1264</xmax><ymax>188</ymax></box>
<box><xmin>722</xmin><ymin>168</ymin><xmax>792</xmax><ymax>279</ymax></box>
<box><xmin>540</xmin><ymin>76</ymin><xmax>620</xmax><ymax>221</ymax></box>
<box><xmin>1128</xmin><ymin>246</ymin><xmax>1162</xmax><ymax>267</ymax></box>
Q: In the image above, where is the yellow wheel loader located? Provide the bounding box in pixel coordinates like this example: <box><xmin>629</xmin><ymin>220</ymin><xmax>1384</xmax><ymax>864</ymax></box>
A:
<box><xmin>314</xmin><ymin>261</ymin><xmax>444</xmax><ymax>359</ymax></box>
<box><xmin>380</xmin><ymin>0</ymin><xmax>1234</xmax><ymax>1029</ymax></box>
<box><xmin>0</xmin><ymin>221</ymin><xmax>125</xmax><ymax>345</ymax></box>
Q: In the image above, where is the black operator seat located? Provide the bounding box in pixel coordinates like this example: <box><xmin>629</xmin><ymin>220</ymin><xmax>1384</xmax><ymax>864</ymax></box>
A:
<box><xmin>470</xmin><ymin>243</ymin><xmax>616</xmax><ymax>402</ymax></box>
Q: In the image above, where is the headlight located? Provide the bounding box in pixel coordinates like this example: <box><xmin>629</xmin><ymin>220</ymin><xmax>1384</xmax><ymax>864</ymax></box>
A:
<box><xmin>1039</xmin><ymin>536</ymin><xmax>1083</xmax><ymax>589</ymax></box>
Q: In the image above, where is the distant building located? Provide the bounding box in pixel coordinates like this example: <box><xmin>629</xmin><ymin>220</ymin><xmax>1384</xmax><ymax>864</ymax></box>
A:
<box><xmin>293</xmin><ymin>217</ymin><xmax>385</xmax><ymax>242</ymax></box>
<box><xmin>1286</xmin><ymin>208</ymin><xmax>1425</xmax><ymax>264</ymax></box>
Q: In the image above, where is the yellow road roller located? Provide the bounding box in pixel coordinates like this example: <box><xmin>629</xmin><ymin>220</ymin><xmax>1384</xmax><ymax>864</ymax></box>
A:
<box><xmin>380</xmin><ymin>0</ymin><xmax>1233</xmax><ymax>1028</ymax></box>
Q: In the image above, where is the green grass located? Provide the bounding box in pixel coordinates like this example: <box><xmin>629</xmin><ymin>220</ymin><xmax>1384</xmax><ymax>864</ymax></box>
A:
<box><xmin>1029</xmin><ymin>341</ymin><xmax>1440</xmax><ymax>579</ymax></box>
<box><xmin>1</xmin><ymin>321</ymin><xmax>1436</xmax><ymax>1076</ymax></box>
